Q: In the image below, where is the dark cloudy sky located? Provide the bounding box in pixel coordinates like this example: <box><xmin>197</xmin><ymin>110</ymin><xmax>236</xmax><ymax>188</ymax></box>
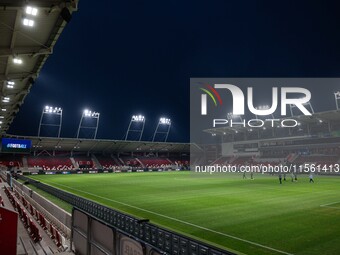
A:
<box><xmin>9</xmin><ymin>0</ymin><xmax>340</xmax><ymax>142</ymax></box>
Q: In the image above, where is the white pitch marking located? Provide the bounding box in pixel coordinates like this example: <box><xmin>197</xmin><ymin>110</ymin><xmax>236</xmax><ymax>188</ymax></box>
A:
<box><xmin>320</xmin><ymin>201</ymin><xmax>340</xmax><ymax>207</ymax></box>
<box><xmin>46</xmin><ymin>181</ymin><xmax>294</xmax><ymax>255</ymax></box>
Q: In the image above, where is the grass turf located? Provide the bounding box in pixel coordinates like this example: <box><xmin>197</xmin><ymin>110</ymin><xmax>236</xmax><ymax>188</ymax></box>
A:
<box><xmin>29</xmin><ymin>171</ymin><xmax>340</xmax><ymax>255</ymax></box>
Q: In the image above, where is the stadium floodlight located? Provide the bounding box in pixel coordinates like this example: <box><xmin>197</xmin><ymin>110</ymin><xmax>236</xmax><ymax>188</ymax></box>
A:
<box><xmin>334</xmin><ymin>92</ymin><xmax>340</xmax><ymax>110</ymax></box>
<box><xmin>254</xmin><ymin>105</ymin><xmax>275</xmax><ymax>119</ymax></box>
<box><xmin>13</xmin><ymin>57</ymin><xmax>23</xmax><ymax>64</ymax></box>
<box><xmin>1</xmin><ymin>108</ymin><xmax>6</xmax><ymax>112</ymax></box>
<box><xmin>258</xmin><ymin>105</ymin><xmax>271</xmax><ymax>112</ymax></box>
<box><xmin>38</xmin><ymin>105</ymin><xmax>63</xmax><ymax>137</ymax></box>
<box><xmin>76</xmin><ymin>109</ymin><xmax>100</xmax><ymax>139</ymax></box>
<box><xmin>23</xmin><ymin>18</ymin><xmax>34</xmax><ymax>27</ymax></box>
<box><xmin>0</xmin><ymin>116</ymin><xmax>4</xmax><ymax>119</ymax></box>
<box><xmin>132</xmin><ymin>115</ymin><xmax>145</xmax><ymax>122</ymax></box>
<box><xmin>26</xmin><ymin>6</ymin><xmax>38</xmax><ymax>16</ymax></box>
<box><xmin>83</xmin><ymin>109</ymin><xmax>100</xmax><ymax>118</ymax></box>
<box><xmin>125</xmin><ymin>114</ymin><xmax>146</xmax><ymax>141</ymax></box>
<box><xmin>159</xmin><ymin>117</ymin><xmax>171</xmax><ymax>125</ymax></box>
<box><xmin>2</xmin><ymin>97</ymin><xmax>10</xmax><ymax>102</ymax></box>
<box><xmin>152</xmin><ymin>116</ymin><xmax>172</xmax><ymax>142</ymax></box>
<box><xmin>43</xmin><ymin>106</ymin><xmax>62</xmax><ymax>114</ymax></box>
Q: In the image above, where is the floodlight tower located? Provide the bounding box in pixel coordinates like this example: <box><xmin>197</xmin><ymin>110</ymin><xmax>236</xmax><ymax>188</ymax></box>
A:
<box><xmin>76</xmin><ymin>109</ymin><xmax>100</xmax><ymax>139</ymax></box>
<box><xmin>227</xmin><ymin>112</ymin><xmax>243</xmax><ymax>122</ymax></box>
<box><xmin>125</xmin><ymin>115</ymin><xmax>145</xmax><ymax>141</ymax></box>
<box><xmin>334</xmin><ymin>92</ymin><xmax>340</xmax><ymax>110</ymax></box>
<box><xmin>289</xmin><ymin>101</ymin><xmax>314</xmax><ymax>116</ymax></box>
<box><xmin>254</xmin><ymin>105</ymin><xmax>275</xmax><ymax>119</ymax></box>
<box><xmin>38</xmin><ymin>106</ymin><xmax>63</xmax><ymax>137</ymax></box>
<box><xmin>152</xmin><ymin>117</ymin><xmax>171</xmax><ymax>142</ymax></box>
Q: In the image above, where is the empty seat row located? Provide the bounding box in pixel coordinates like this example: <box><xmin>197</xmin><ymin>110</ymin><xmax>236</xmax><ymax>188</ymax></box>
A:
<box><xmin>4</xmin><ymin>187</ymin><xmax>42</xmax><ymax>242</ymax></box>
<box><xmin>8</xmin><ymin>187</ymin><xmax>65</xmax><ymax>248</ymax></box>
<box><xmin>27</xmin><ymin>156</ymin><xmax>73</xmax><ymax>170</ymax></box>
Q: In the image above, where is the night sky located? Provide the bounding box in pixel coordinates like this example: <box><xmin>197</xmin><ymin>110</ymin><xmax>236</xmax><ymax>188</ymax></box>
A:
<box><xmin>8</xmin><ymin>1</ymin><xmax>340</xmax><ymax>142</ymax></box>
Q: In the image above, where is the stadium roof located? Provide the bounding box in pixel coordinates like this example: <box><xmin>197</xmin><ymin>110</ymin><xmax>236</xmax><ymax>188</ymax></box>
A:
<box><xmin>0</xmin><ymin>0</ymin><xmax>78</xmax><ymax>134</ymax></box>
<box><xmin>205</xmin><ymin>110</ymin><xmax>340</xmax><ymax>135</ymax></box>
<box><xmin>5</xmin><ymin>135</ymin><xmax>191</xmax><ymax>153</ymax></box>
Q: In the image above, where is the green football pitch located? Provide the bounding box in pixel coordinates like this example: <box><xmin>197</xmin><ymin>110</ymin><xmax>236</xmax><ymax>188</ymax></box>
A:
<box><xmin>30</xmin><ymin>171</ymin><xmax>340</xmax><ymax>255</ymax></box>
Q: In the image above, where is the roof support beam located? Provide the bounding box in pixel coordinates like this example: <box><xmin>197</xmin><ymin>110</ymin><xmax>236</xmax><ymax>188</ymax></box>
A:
<box><xmin>4</xmin><ymin>9</ymin><xmax>21</xmax><ymax>77</ymax></box>
<box><xmin>0</xmin><ymin>73</ymin><xmax>35</xmax><ymax>81</ymax></box>
<box><xmin>103</xmin><ymin>142</ymin><xmax>118</xmax><ymax>152</ymax></box>
<box><xmin>0</xmin><ymin>47</ymin><xmax>52</xmax><ymax>58</ymax></box>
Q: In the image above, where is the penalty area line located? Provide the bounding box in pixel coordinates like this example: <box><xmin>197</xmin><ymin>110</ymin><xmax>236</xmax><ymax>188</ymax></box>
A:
<box><xmin>48</xmin><ymin>181</ymin><xmax>294</xmax><ymax>255</ymax></box>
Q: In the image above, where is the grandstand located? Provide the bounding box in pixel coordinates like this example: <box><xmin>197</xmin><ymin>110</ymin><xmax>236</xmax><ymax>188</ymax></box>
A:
<box><xmin>94</xmin><ymin>154</ymin><xmax>122</xmax><ymax>170</ymax></box>
<box><xmin>27</xmin><ymin>155</ymin><xmax>74</xmax><ymax>171</ymax></box>
<box><xmin>199</xmin><ymin>109</ymin><xmax>340</xmax><ymax>174</ymax></box>
<box><xmin>0</xmin><ymin>135</ymin><xmax>190</xmax><ymax>172</ymax></box>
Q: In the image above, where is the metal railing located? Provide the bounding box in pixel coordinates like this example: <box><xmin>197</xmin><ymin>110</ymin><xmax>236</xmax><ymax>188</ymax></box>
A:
<box><xmin>18</xmin><ymin>175</ymin><xmax>235</xmax><ymax>255</ymax></box>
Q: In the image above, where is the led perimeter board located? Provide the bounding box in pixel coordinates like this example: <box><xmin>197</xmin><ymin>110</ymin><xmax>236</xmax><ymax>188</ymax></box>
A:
<box><xmin>1</xmin><ymin>138</ymin><xmax>32</xmax><ymax>153</ymax></box>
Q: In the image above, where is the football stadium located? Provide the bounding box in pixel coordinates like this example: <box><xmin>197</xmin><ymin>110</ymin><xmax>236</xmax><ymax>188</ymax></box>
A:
<box><xmin>1</xmin><ymin>1</ymin><xmax>340</xmax><ymax>255</ymax></box>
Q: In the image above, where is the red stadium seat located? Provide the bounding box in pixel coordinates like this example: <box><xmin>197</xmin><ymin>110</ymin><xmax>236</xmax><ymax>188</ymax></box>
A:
<box><xmin>49</xmin><ymin>224</ymin><xmax>56</xmax><ymax>239</ymax></box>
<box><xmin>27</xmin><ymin>155</ymin><xmax>73</xmax><ymax>171</ymax></box>
<box><xmin>38</xmin><ymin>213</ymin><xmax>47</xmax><ymax>230</ymax></box>
<box><xmin>55</xmin><ymin>229</ymin><xmax>62</xmax><ymax>247</ymax></box>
